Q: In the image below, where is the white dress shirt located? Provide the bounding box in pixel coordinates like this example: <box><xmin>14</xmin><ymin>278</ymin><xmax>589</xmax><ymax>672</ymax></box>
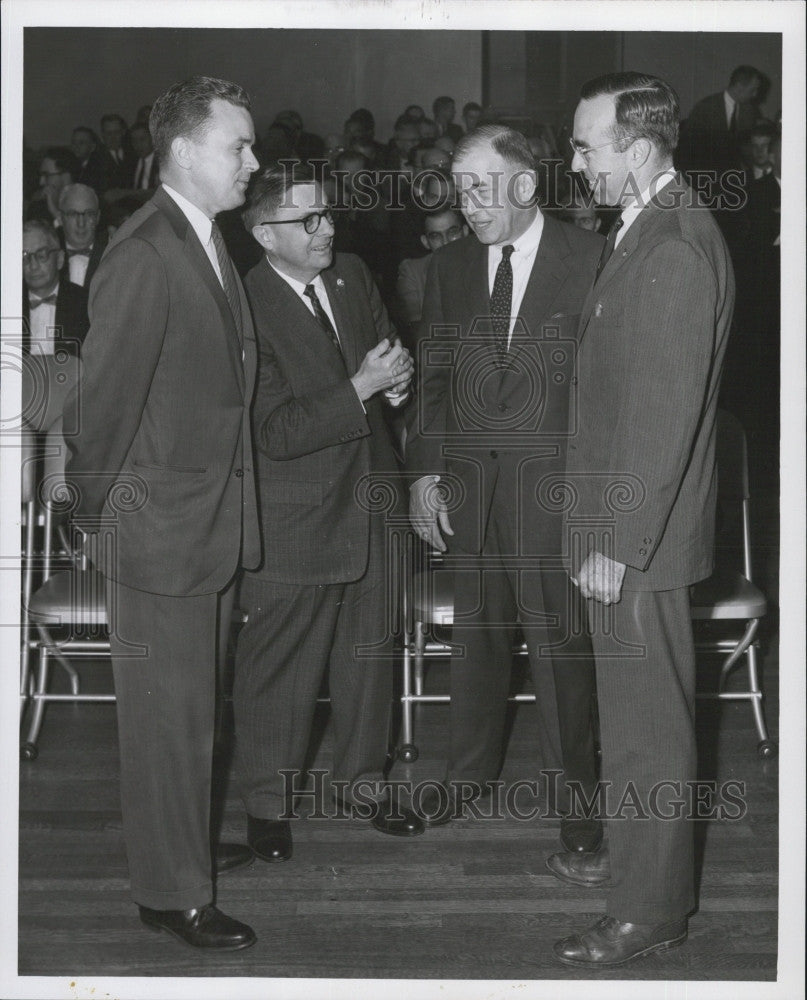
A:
<box><xmin>486</xmin><ymin>208</ymin><xmax>545</xmax><ymax>348</ymax></box>
<box><xmin>615</xmin><ymin>170</ymin><xmax>677</xmax><ymax>247</ymax></box>
<box><xmin>134</xmin><ymin>152</ymin><xmax>156</xmax><ymax>190</ymax></box>
<box><xmin>65</xmin><ymin>244</ymin><xmax>92</xmax><ymax>286</ymax></box>
<box><xmin>28</xmin><ymin>283</ymin><xmax>59</xmax><ymax>355</ymax></box>
<box><xmin>267</xmin><ymin>263</ymin><xmax>340</xmax><ymax>343</ymax></box>
<box><xmin>162</xmin><ymin>183</ymin><xmax>223</xmax><ymax>287</ymax></box>
<box><xmin>723</xmin><ymin>90</ymin><xmax>737</xmax><ymax>130</ymax></box>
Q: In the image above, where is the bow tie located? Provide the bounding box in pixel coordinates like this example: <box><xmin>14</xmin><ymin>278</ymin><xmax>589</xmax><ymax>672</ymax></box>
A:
<box><xmin>67</xmin><ymin>247</ymin><xmax>91</xmax><ymax>258</ymax></box>
<box><xmin>29</xmin><ymin>293</ymin><xmax>57</xmax><ymax>308</ymax></box>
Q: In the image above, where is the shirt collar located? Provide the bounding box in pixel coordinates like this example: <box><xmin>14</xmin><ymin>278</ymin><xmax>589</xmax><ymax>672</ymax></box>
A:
<box><xmin>267</xmin><ymin>257</ymin><xmax>324</xmax><ymax>298</ymax></box>
<box><xmin>162</xmin><ymin>183</ymin><xmax>213</xmax><ymax>247</ymax></box>
<box><xmin>618</xmin><ymin>170</ymin><xmax>677</xmax><ymax>238</ymax></box>
<box><xmin>492</xmin><ymin>208</ymin><xmax>544</xmax><ymax>258</ymax></box>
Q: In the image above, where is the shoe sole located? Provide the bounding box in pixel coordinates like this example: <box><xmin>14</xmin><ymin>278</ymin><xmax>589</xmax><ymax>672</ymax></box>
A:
<box><xmin>545</xmin><ymin>855</ymin><xmax>610</xmax><ymax>888</ymax></box>
<box><xmin>249</xmin><ymin>847</ymin><xmax>293</xmax><ymax>863</ymax></box>
<box><xmin>553</xmin><ymin>932</ymin><xmax>687</xmax><ymax>967</ymax></box>
<box><xmin>140</xmin><ymin>918</ymin><xmax>257</xmax><ymax>951</ymax></box>
<box><xmin>216</xmin><ymin>854</ymin><xmax>255</xmax><ymax>877</ymax></box>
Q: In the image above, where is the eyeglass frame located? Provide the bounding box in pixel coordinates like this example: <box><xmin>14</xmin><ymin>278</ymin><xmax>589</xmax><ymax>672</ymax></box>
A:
<box><xmin>568</xmin><ymin>136</ymin><xmax>624</xmax><ymax>159</ymax></box>
<box><xmin>424</xmin><ymin>225</ymin><xmax>464</xmax><ymax>245</ymax></box>
<box><xmin>259</xmin><ymin>208</ymin><xmax>334</xmax><ymax>235</ymax></box>
<box><xmin>22</xmin><ymin>247</ymin><xmax>62</xmax><ymax>266</ymax></box>
<box><xmin>61</xmin><ymin>209</ymin><xmax>100</xmax><ymax>222</ymax></box>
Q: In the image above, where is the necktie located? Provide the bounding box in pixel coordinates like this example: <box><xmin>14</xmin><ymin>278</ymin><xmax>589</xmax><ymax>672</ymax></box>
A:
<box><xmin>210</xmin><ymin>221</ymin><xmax>242</xmax><ymax>332</ymax></box>
<box><xmin>303</xmin><ymin>284</ymin><xmax>342</xmax><ymax>355</ymax></box>
<box><xmin>30</xmin><ymin>293</ymin><xmax>57</xmax><ymax>309</ymax></box>
<box><xmin>595</xmin><ymin>218</ymin><xmax>623</xmax><ymax>284</ymax></box>
<box><xmin>490</xmin><ymin>244</ymin><xmax>514</xmax><ymax>362</ymax></box>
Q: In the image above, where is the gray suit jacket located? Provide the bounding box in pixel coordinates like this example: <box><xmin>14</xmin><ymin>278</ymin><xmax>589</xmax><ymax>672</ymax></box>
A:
<box><xmin>565</xmin><ymin>175</ymin><xmax>735</xmax><ymax>591</ymax></box>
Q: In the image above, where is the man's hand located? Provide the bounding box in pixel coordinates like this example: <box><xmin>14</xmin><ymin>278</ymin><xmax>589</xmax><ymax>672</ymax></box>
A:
<box><xmin>351</xmin><ymin>338</ymin><xmax>414</xmax><ymax>402</ymax></box>
<box><xmin>409</xmin><ymin>475</ymin><xmax>454</xmax><ymax>552</ymax></box>
<box><xmin>572</xmin><ymin>550</ymin><xmax>626</xmax><ymax>605</ymax></box>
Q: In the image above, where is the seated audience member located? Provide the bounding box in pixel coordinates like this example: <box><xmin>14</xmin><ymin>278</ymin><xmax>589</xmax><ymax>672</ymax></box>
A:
<box><xmin>561</xmin><ymin>197</ymin><xmax>601</xmax><ymax>233</ymax></box>
<box><xmin>462</xmin><ymin>101</ymin><xmax>482</xmax><ymax>133</ymax></box>
<box><xmin>22</xmin><ymin>220</ymin><xmax>89</xmax><ymax>356</ymax></box>
<box><xmin>345</xmin><ymin>108</ymin><xmax>386</xmax><ymax>163</ymax></box>
<box><xmin>331</xmin><ymin>149</ymin><xmax>390</xmax><ymax>283</ymax></box>
<box><xmin>739</xmin><ymin>121</ymin><xmax>776</xmax><ymax>182</ymax></box>
<box><xmin>387</xmin><ymin>115</ymin><xmax>420</xmax><ymax>172</ymax></box>
<box><xmin>57</xmin><ymin>183</ymin><xmax>106</xmax><ymax>290</ymax></box>
<box><xmin>273</xmin><ymin>109</ymin><xmax>325</xmax><ymax>162</ymax></box>
<box><xmin>396</xmin><ymin>206</ymin><xmax>468</xmax><ymax>333</ymax></box>
<box><xmin>418</xmin><ymin>118</ymin><xmax>440</xmax><ymax>144</ymax></box>
<box><xmin>105</xmin><ymin>195</ymin><xmax>143</xmax><ymax>240</ymax></box>
<box><xmin>432</xmin><ymin>96</ymin><xmax>464</xmax><ymax>143</ymax></box>
<box><xmin>129</xmin><ymin>122</ymin><xmax>160</xmax><ymax>192</ymax></box>
<box><xmin>263</xmin><ymin>122</ymin><xmax>295</xmax><ymax>161</ymax></box>
<box><xmin>134</xmin><ymin>104</ymin><xmax>152</xmax><ymax>125</ymax></box>
<box><xmin>405</xmin><ymin>104</ymin><xmax>425</xmax><ymax>122</ymax></box>
<box><xmin>99</xmin><ymin>113</ymin><xmax>135</xmax><ymax>190</ymax></box>
<box><xmin>26</xmin><ymin>147</ymin><xmax>79</xmax><ymax>229</ymax></box>
<box><xmin>71</xmin><ymin>127</ymin><xmax>107</xmax><ymax>193</ymax></box>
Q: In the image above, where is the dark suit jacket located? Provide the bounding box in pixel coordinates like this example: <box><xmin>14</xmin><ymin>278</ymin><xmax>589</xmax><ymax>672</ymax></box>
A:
<box><xmin>65</xmin><ymin>186</ymin><xmax>260</xmax><ymax>597</ymax></box>
<box><xmin>680</xmin><ymin>92</ymin><xmax>759</xmax><ymax>173</ymax></box>
<box><xmin>244</xmin><ymin>252</ymin><xmax>401</xmax><ymax>586</ymax></box>
<box><xmin>405</xmin><ymin>215</ymin><xmax>603</xmax><ymax>556</ymax></box>
<box><xmin>60</xmin><ymin>231</ymin><xmax>108</xmax><ymax>293</ymax></box>
<box><xmin>22</xmin><ymin>279</ymin><xmax>89</xmax><ymax>354</ymax></box>
<box><xmin>131</xmin><ymin>155</ymin><xmax>160</xmax><ymax>191</ymax></box>
<box><xmin>99</xmin><ymin>146</ymin><xmax>136</xmax><ymax>190</ymax></box>
<box><xmin>76</xmin><ymin>150</ymin><xmax>108</xmax><ymax>193</ymax></box>
<box><xmin>565</xmin><ymin>174</ymin><xmax>734</xmax><ymax>592</ymax></box>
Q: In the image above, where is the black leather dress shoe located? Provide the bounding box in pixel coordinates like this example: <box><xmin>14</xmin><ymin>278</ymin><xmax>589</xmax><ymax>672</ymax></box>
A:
<box><xmin>369</xmin><ymin>791</ymin><xmax>425</xmax><ymax>837</ymax></box>
<box><xmin>545</xmin><ymin>847</ymin><xmax>610</xmax><ymax>887</ymax></box>
<box><xmin>139</xmin><ymin>904</ymin><xmax>256</xmax><ymax>950</ymax></box>
<box><xmin>247</xmin><ymin>815</ymin><xmax>293</xmax><ymax>862</ymax></box>
<box><xmin>553</xmin><ymin>914</ymin><xmax>687</xmax><ymax>967</ymax></box>
<box><xmin>560</xmin><ymin>816</ymin><xmax>604</xmax><ymax>853</ymax></box>
<box><xmin>215</xmin><ymin>842</ymin><xmax>254</xmax><ymax>875</ymax></box>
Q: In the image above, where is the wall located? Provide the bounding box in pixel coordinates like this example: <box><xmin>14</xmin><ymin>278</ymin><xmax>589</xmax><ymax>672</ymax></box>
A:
<box><xmin>23</xmin><ymin>27</ymin><xmax>483</xmax><ymax>149</ymax></box>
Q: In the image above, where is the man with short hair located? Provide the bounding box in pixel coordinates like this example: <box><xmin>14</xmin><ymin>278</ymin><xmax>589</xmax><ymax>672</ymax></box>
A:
<box><xmin>396</xmin><ymin>206</ymin><xmax>468</xmax><ymax>328</ymax></box>
<box><xmin>65</xmin><ymin>75</ymin><xmax>261</xmax><ymax>951</ymax></box>
<box><xmin>741</xmin><ymin>120</ymin><xmax>777</xmax><ymax>181</ymax></box>
<box><xmin>22</xmin><ymin>219</ymin><xmax>89</xmax><ymax>357</ymax></box>
<box><xmin>406</xmin><ymin>125</ymin><xmax>603</xmax><ymax>853</ymax></box>
<box><xmin>99</xmin><ymin>112</ymin><xmax>135</xmax><ymax>188</ymax></box>
<box><xmin>71</xmin><ymin>126</ymin><xmax>107</xmax><ymax>193</ymax></box>
<box><xmin>680</xmin><ymin>64</ymin><xmax>763</xmax><ymax>174</ymax></box>
<box><xmin>129</xmin><ymin>122</ymin><xmax>160</xmax><ymax>191</ymax></box>
<box><xmin>547</xmin><ymin>71</ymin><xmax>733</xmax><ymax>967</ymax></box>
<box><xmin>26</xmin><ymin>147</ymin><xmax>79</xmax><ymax>228</ymax></box>
<box><xmin>234</xmin><ymin>166</ymin><xmax>422</xmax><ymax>864</ymax></box>
<box><xmin>432</xmin><ymin>95</ymin><xmax>463</xmax><ymax>143</ymax></box>
<box><xmin>462</xmin><ymin>101</ymin><xmax>482</xmax><ymax>133</ymax></box>
<box><xmin>57</xmin><ymin>183</ymin><xmax>105</xmax><ymax>289</ymax></box>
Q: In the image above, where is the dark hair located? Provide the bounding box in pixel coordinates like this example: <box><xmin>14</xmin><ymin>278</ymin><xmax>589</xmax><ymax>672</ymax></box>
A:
<box><xmin>149</xmin><ymin>76</ymin><xmax>251</xmax><ymax>166</ymax></box>
<box><xmin>394</xmin><ymin>114</ymin><xmax>419</xmax><ymax>131</ymax></box>
<box><xmin>432</xmin><ymin>95</ymin><xmax>455</xmax><ymax>117</ymax></box>
<box><xmin>421</xmin><ymin>204</ymin><xmax>463</xmax><ymax>231</ymax></box>
<box><xmin>72</xmin><ymin>126</ymin><xmax>97</xmax><ymax>142</ymax></box>
<box><xmin>462</xmin><ymin>101</ymin><xmax>482</xmax><ymax>116</ymax></box>
<box><xmin>729</xmin><ymin>65</ymin><xmax>762</xmax><ymax>88</ymax></box>
<box><xmin>100</xmin><ymin>113</ymin><xmax>127</xmax><ymax>130</ymax></box>
<box><xmin>348</xmin><ymin>108</ymin><xmax>374</xmax><ymax>131</ymax></box>
<box><xmin>242</xmin><ymin>162</ymin><xmax>318</xmax><ymax>230</ymax></box>
<box><xmin>747</xmin><ymin>120</ymin><xmax>777</xmax><ymax>141</ymax></box>
<box><xmin>579</xmin><ymin>72</ymin><xmax>680</xmax><ymax>156</ymax></box>
<box><xmin>454</xmin><ymin>124</ymin><xmax>536</xmax><ymax>173</ymax></box>
<box><xmin>41</xmin><ymin>146</ymin><xmax>80</xmax><ymax>178</ymax></box>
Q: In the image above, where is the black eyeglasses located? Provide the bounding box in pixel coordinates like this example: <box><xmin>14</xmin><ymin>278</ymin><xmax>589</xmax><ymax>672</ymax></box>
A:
<box><xmin>260</xmin><ymin>209</ymin><xmax>334</xmax><ymax>235</ymax></box>
<box><xmin>62</xmin><ymin>209</ymin><xmax>99</xmax><ymax>222</ymax></box>
<box><xmin>22</xmin><ymin>248</ymin><xmax>60</xmax><ymax>266</ymax></box>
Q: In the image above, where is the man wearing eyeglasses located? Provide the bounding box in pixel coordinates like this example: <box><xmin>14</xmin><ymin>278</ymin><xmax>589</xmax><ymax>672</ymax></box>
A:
<box><xmin>234</xmin><ymin>164</ymin><xmax>424</xmax><ymax>864</ymax></box>
<box><xmin>547</xmin><ymin>72</ymin><xmax>734</xmax><ymax>969</ymax></box>
<box><xmin>57</xmin><ymin>183</ymin><xmax>106</xmax><ymax>290</ymax></box>
<box><xmin>396</xmin><ymin>206</ymin><xmax>469</xmax><ymax>332</ymax></box>
<box><xmin>25</xmin><ymin>147</ymin><xmax>79</xmax><ymax>230</ymax></box>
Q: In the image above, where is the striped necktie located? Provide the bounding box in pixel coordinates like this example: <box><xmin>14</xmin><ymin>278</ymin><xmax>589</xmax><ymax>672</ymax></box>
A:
<box><xmin>210</xmin><ymin>221</ymin><xmax>242</xmax><ymax>331</ymax></box>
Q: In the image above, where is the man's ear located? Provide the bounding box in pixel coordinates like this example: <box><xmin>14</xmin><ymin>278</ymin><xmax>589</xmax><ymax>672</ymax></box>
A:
<box><xmin>512</xmin><ymin>168</ymin><xmax>537</xmax><ymax>208</ymax></box>
<box><xmin>420</xmin><ymin>234</ymin><xmax>431</xmax><ymax>251</ymax></box>
<box><xmin>170</xmin><ymin>135</ymin><xmax>193</xmax><ymax>172</ymax></box>
<box><xmin>252</xmin><ymin>224</ymin><xmax>273</xmax><ymax>252</ymax></box>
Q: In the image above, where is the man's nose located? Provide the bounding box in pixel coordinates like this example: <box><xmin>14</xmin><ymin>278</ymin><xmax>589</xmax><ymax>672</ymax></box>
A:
<box><xmin>571</xmin><ymin>149</ymin><xmax>586</xmax><ymax>173</ymax></box>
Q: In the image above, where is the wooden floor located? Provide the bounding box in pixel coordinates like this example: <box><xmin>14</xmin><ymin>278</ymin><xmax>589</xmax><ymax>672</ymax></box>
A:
<box><xmin>18</xmin><ymin>497</ymin><xmax>781</xmax><ymax>988</ymax></box>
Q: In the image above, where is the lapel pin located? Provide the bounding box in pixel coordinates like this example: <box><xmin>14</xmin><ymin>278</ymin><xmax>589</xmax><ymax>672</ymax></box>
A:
<box><xmin>336</xmin><ymin>278</ymin><xmax>344</xmax><ymax>288</ymax></box>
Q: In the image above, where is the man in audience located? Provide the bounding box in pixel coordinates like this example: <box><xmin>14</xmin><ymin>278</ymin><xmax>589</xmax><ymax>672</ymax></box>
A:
<box><xmin>418</xmin><ymin>117</ymin><xmax>440</xmax><ymax>143</ymax></box>
<box><xmin>740</xmin><ymin>120</ymin><xmax>777</xmax><ymax>181</ymax></box>
<box><xmin>462</xmin><ymin>101</ymin><xmax>482</xmax><ymax>133</ymax></box>
<box><xmin>64</xmin><ymin>75</ymin><xmax>261</xmax><ymax>951</ymax></box>
<box><xmin>22</xmin><ymin>219</ymin><xmax>89</xmax><ymax>356</ymax></box>
<box><xmin>561</xmin><ymin>191</ymin><xmax>602</xmax><ymax>233</ymax></box>
<box><xmin>129</xmin><ymin>122</ymin><xmax>160</xmax><ymax>192</ymax></box>
<box><xmin>71</xmin><ymin>126</ymin><xmax>107</xmax><ymax>193</ymax></box>
<box><xmin>235</xmin><ymin>164</ymin><xmax>423</xmax><ymax>866</ymax></box>
<box><xmin>396</xmin><ymin>205</ymin><xmax>468</xmax><ymax>331</ymax></box>
<box><xmin>99</xmin><ymin>112</ymin><xmax>135</xmax><ymax>189</ymax></box>
<box><xmin>387</xmin><ymin>115</ymin><xmax>420</xmax><ymax>172</ymax></box>
<box><xmin>345</xmin><ymin>107</ymin><xmax>386</xmax><ymax>162</ymax></box>
<box><xmin>26</xmin><ymin>147</ymin><xmax>79</xmax><ymax>229</ymax></box>
<box><xmin>680</xmin><ymin>64</ymin><xmax>763</xmax><ymax>175</ymax></box>
<box><xmin>548</xmin><ymin>71</ymin><xmax>733</xmax><ymax>968</ymax></box>
<box><xmin>405</xmin><ymin>125</ymin><xmax>603</xmax><ymax>854</ymax></box>
<box><xmin>57</xmin><ymin>183</ymin><xmax>106</xmax><ymax>290</ymax></box>
<box><xmin>433</xmin><ymin>95</ymin><xmax>463</xmax><ymax>143</ymax></box>
<box><xmin>405</xmin><ymin>104</ymin><xmax>425</xmax><ymax>122</ymax></box>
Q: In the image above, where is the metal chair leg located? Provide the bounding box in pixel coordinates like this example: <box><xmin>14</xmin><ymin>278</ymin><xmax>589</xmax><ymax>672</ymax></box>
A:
<box><xmin>24</xmin><ymin>631</ymin><xmax>51</xmax><ymax>751</ymax></box>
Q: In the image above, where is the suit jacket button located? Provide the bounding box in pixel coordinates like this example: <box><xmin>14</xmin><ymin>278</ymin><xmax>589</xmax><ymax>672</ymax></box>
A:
<box><xmin>639</xmin><ymin>547</ymin><xmax>647</xmax><ymax>556</ymax></box>
<box><xmin>643</xmin><ymin>536</ymin><xmax>652</xmax><ymax>544</ymax></box>
<box><xmin>235</xmin><ymin>469</ymin><xmax>243</xmax><ymax>478</ymax></box>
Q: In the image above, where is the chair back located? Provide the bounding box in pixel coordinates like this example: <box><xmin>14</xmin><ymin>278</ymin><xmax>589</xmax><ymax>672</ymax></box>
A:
<box><xmin>715</xmin><ymin>409</ymin><xmax>749</xmax><ymax>502</ymax></box>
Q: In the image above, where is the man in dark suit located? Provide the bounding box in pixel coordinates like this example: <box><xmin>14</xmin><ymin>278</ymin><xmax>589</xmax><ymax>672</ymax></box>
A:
<box><xmin>405</xmin><ymin>125</ymin><xmax>603</xmax><ymax>853</ymax></box>
<box><xmin>71</xmin><ymin>126</ymin><xmax>108</xmax><ymax>194</ymax></box>
<box><xmin>234</xmin><ymin>165</ymin><xmax>423</xmax><ymax>865</ymax></box>
<box><xmin>22</xmin><ymin>220</ymin><xmax>89</xmax><ymax>354</ymax></box>
<box><xmin>64</xmin><ymin>76</ymin><xmax>261</xmax><ymax>951</ymax></box>
<box><xmin>57</xmin><ymin>183</ymin><xmax>106</xmax><ymax>292</ymax></box>
<box><xmin>679</xmin><ymin>64</ymin><xmax>762</xmax><ymax>175</ymax></box>
<box><xmin>98</xmin><ymin>113</ymin><xmax>135</xmax><ymax>190</ymax></box>
<box><xmin>128</xmin><ymin>122</ymin><xmax>161</xmax><ymax>192</ymax></box>
<box><xmin>548</xmin><ymin>72</ymin><xmax>734</xmax><ymax>968</ymax></box>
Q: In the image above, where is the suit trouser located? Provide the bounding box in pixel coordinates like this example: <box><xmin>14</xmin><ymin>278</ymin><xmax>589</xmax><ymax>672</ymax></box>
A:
<box><xmin>233</xmin><ymin>528</ymin><xmax>393</xmax><ymax>819</ymax></box>
<box><xmin>589</xmin><ymin>586</ymin><xmax>696</xmax><ymax>924</ymax></box>
<box><xmin>447</xmin><ymin>500</ymin><xmax>598</xmax><ymax>809</ymax></box>
<box><xmin>106</xmin><ymin>575</ymin><xmax>235</xmax><ymax>911</ymax></box>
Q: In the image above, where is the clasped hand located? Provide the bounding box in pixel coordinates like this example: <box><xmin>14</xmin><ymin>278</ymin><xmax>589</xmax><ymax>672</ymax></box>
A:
<box><xmin>351</xmin><ymin>338</ymin><xmax>414</xmax><ymax>401</ymax></box>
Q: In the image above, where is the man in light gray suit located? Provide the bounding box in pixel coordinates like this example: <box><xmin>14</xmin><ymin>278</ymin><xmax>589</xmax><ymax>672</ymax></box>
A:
<box><xmin>547</xmin><ymin>72</ymin><xmax>734</xmax><ymax>968</ymax></box>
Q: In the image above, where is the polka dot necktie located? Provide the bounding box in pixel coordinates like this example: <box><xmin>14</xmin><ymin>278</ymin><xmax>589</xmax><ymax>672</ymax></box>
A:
<box><xmin>595</xmin><ymin>218</ymin><xmax>623</xmax><ymax>284</ymax></box>
<box><xmin>491</xmin><ymin>243</ymin><xmax>514</xmax><ymax>362</ymax></box>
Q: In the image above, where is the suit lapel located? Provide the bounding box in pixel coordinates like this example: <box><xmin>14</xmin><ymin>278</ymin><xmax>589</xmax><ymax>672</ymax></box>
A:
<box><xmin>320</xmin><ymin>265</ymin><xmax>358</xmax><ymax>374</ymax></box>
